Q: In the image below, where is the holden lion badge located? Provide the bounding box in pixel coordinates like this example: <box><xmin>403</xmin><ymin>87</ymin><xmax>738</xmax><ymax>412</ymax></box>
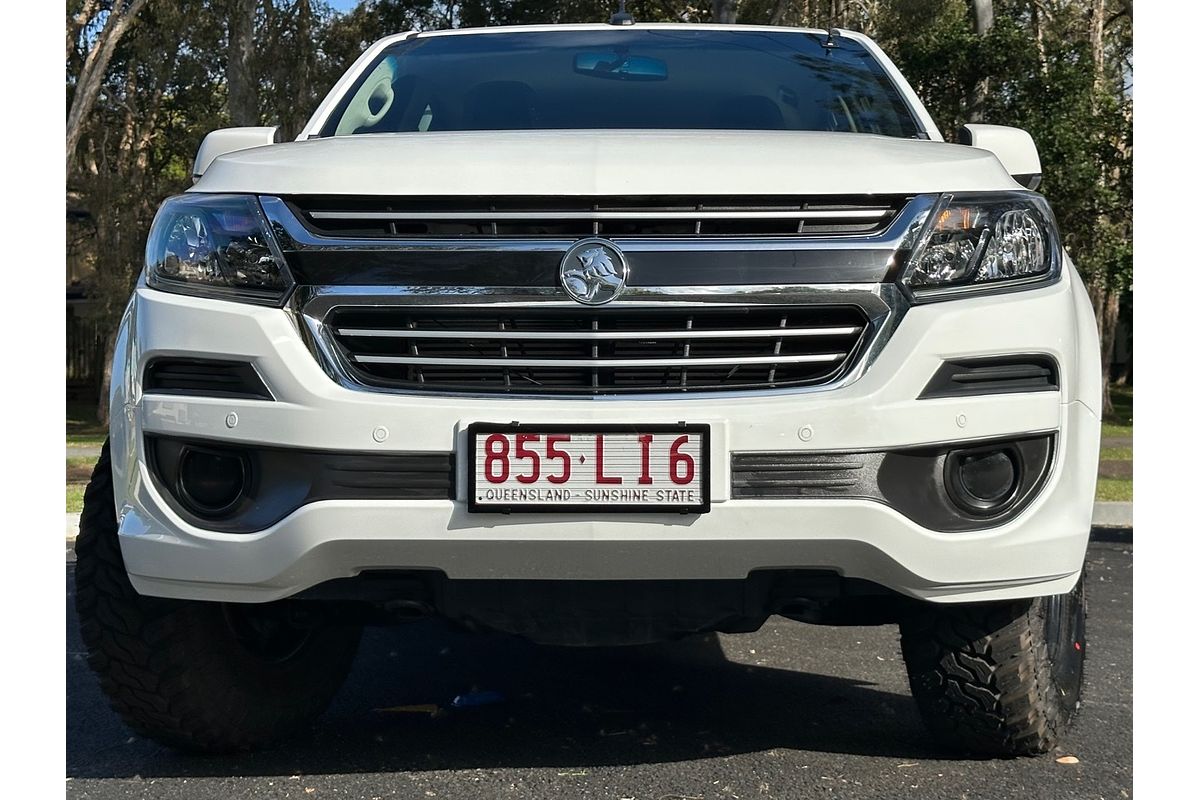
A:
<box><xmin>559</xmin><ymin>238</ymin><xmax>629</xmax><ymax>305</ymax></box>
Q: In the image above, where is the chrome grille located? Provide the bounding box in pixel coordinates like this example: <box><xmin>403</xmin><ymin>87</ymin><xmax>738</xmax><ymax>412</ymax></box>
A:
<box><xmin>284</xmin><ymin>196</ymin><xmax>904</xmax><ymax>239</ymax></box>
<box><xmin>325</xmin><ymin>306</ymin><xmax>871</xmax><ymax>395</ymax></box>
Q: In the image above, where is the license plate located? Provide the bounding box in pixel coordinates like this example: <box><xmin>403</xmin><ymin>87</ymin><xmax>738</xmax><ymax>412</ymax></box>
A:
<box><xmin>467</xmin><ymin>423</ymin><xmax>710</xmax><ymax>513</ymax></box>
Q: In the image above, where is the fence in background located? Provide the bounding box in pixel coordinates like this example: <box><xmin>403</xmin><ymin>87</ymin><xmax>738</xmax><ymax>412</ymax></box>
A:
<box><xmin>67</xmin><ymin>301</ymin><xmax>106</xmax><ymax>399</ymax></box>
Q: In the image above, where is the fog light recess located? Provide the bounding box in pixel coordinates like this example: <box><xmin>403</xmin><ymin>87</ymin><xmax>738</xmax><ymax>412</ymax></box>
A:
<box><xmin>177</xmin><ymin>446</ymin><xmax>248</xmax><ymax>516</ymax></box>
<box><xmin>945</xmin><ymin>446</ymin><xmax>1022</xmax><ymax>516</ymax></box>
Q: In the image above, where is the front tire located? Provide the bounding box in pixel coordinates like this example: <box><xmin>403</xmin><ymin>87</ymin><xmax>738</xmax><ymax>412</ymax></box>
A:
<box><xmin>899</xmin><ymin>578</ymin><xmax>1086</xmax><ymax>757</ymax></box>
<box><xmin>74</xmin><ymin>441</ymin><xmax>362</xmax><ymax>753</ymax></box>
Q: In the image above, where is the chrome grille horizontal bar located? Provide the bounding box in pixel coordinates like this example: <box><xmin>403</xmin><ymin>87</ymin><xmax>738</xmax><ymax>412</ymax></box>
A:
<box><xmin>309</xmin><ymin>209</ymin><xmax>891</xmax><ymax>221</ymax></box>
<box><xmin>336</xmin><ymin>326</ymin><xmax>863</xmax><ymax>341</ymax></box>
<box><xmin>352</xmin><ymin>353</ymin><xmax>847</xmax><ymax>368</ymax></box>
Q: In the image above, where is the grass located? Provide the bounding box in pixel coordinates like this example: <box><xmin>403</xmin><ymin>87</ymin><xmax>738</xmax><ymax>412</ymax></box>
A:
<box><xmin>67</xmin><ymin>447</ymin><xmax>100</xmax><ymax>512</ymax></box>
<box><xmin>1101</xmin><ymin>385</ymin><xmax>1133</xmax><ymax>439</ymax></box>
<box><xmin>67</xmin><ymin>400</ymin><xmax>107</xmax><ymax>447</ymax></box>
<box><xmin>1097</xmin><ymin>386</ymin><xmax>1132</xmax><ymax>502</ymax></box>
<box><xmin>66</xmin><ymin>401</ymin><xmax>105</xmax><ymax>509</ymax></box>
<box><xmin>1100</xmin><ymin>422</ymin><xmax>1130</xmax><ymax>439</ymax></box>
<box><xmin>68</xmin><ymin>456</ymin><xmax>99</xmax><ymax>485</ymax></box>
<box><xmin>68</xmin><ymin>434</ymin><xmax>107</xmax><ymax>448</ymax></box>
<box><xmin>67</xmin><ymin>484</ymin><xmax>86</xmax><ymax>514</ymax></box>
<box><xmin>1096</xmin><ymin>478</ymin><xmax>1133</xmax><ymax>503</ymax></box>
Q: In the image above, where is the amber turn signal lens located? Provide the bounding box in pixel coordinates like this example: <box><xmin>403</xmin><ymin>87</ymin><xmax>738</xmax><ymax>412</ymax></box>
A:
<box><xmin>934</xmin><ymin>206</ymin><xmax>976</xmax><ymax>231</ymax></box>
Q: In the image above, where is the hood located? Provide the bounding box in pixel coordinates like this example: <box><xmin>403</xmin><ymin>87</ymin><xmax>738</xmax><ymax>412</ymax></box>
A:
<box><xmin>192</xmin><ymin>129</ymin><xmax>1018</xmax><ymax>197</ymax></box>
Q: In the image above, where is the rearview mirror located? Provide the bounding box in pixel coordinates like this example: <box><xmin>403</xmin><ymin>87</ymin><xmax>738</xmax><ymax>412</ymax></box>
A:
<box><xmin>574</xmin><ymin>52</ymin><xmax>668</xmax><ymax>82</ymax></box>
<box><xmin>957</xmin><ymin>124</ymin><xmax>1042</xmax><ymax>190</ymax></box>
<box><xmin>192</xmin><ymin>126</ymin><xmax>281</xmax><ymax>183</ymax></box>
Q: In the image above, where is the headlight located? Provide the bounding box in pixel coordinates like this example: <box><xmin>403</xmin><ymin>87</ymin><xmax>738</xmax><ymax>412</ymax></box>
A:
<box><xmin>900</xmin><ymin>192</ymin><xmax>1061</xmax><ymax>301</ymax></box>
<box><xmin>145</xmin><ymin>194</ymin><xmax>293</xmax><ymax>306</ymax></box>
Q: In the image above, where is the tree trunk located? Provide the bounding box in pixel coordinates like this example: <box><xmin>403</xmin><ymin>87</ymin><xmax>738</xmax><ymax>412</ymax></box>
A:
<box><xmin>834</xmin><ymin>0</ymin><xmax>853</xmax><ymax>27</ymax></box>
<box><xmin>227</xmin><ymin>0</ymin><xmax>259</xmax><ymax>126</ymax></box>
<box><xmin>1030</xmin><ymin>0</ymin><xmax>1047</xmax><ymax>74</ymax></box>
<box><xmin>970</xmin><ymin>0</ymin><xmax>993</xmax><ymax>32</ymax></box>
<box><xmin>292</xmin><ymin>0</ymin><xmax>313</xmax><ymax>139</ymax></box>
<box><xmin>1086</xmin><ymin>279</ymin><xmax>1118</xmax><ymax>418</ymax></box>
<box><xmin>1087</xmin><ymin>0</ymin><xmax>1117</xmax><ymax>418</ymax></box>
<box><xmin>770</xmin><ymin>0</ymin><xmax>790</xmax><ymax>25</ymax></box>
<box><xmin>712</xmin><ymin>0</ymin><xmax>738</xmax><ymax>24</ymax></box>
<box><xmin>67</xmin><ymin>0</ymin><xmax>100</xmax><ymax>63</ymax></box>
<box><xmin>66</xmin><ymin>0</ymin><xmax>151</xmax><ymax>176</ymax></box>
<box><xmin>1089</xmin><ymin>0</ymin><xmax>1106</xmax><ymax>82</ymax></box>
<box><xmin>967</xmin><ymin>0</ymin><xmax>994</xmax><ymax>122</ymax></box>
<box><xmin>96</xmin><ymin>329</ymin><xmax>117</xmax><ymax>427</ymax></box>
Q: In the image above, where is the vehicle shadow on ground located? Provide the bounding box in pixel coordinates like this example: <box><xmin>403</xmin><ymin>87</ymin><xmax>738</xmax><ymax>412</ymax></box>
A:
<box><xmin>66</xmin><ymin>567</ymin><xmax>948</xmax><ymax>779</ymax></box>
<box><xmin>1090</xmin><ymin>526</ymin><xmax>1132</xmax><ymax>544</ymax></box>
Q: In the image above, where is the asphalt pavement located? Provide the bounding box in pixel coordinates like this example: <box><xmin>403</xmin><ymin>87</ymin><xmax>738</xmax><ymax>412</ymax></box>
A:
<box><xmin>66</xmin><ymin>532</ymin><xmax>1132</xmax><ymax>800</ymax></box>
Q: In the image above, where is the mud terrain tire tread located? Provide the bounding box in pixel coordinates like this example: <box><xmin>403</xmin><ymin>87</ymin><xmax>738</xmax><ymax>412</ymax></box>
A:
<box><xmin>899</xmin><ymin>581</ymin><xmax>1085</xmax><ymax>757</ymax></box>
<box><xmin>74</xmin><ymin>440</ymin><xmax>361</xmax><ymax>753</ymax></box>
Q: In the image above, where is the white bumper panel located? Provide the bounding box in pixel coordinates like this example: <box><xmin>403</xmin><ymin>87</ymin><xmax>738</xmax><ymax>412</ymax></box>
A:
<box><xmin>109</xmin><ymin>274</ymin><xmax>1100</xmax><ymax>605</ymax></box>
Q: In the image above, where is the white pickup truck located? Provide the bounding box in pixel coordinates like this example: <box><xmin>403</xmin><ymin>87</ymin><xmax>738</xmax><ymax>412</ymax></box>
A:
<box><xmin>75</xmin><ymin>21</ymin><xmax>1100</xmax><ymax>757</ymax></box>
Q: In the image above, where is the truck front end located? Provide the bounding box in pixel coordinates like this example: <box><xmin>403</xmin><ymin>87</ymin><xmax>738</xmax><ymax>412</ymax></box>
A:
<box><xmin>79</xmin><ymin>24</ymin><xmax>1100</xmax><ymax>757</ymax></box>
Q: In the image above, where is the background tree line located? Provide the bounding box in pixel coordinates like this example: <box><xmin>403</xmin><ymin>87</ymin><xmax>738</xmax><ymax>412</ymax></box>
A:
<box><xmin>66</xmin><ymin>0</ymin><xmax>1132</xmax><ymax>419</ymax></box>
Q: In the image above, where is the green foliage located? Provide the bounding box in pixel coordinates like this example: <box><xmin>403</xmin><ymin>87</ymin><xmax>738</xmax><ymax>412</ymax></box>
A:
<box><xmin>877</xmin><ymin>0</ymin><xmax>977</xmax><ymax>129</ymax></box>
<box><xmin>875</xmin><ymin>0</ymin><xmax>1132</xmax><ymax>296</ymax></box>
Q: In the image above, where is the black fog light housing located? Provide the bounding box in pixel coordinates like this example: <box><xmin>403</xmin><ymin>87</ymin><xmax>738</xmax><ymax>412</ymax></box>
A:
<box><xmin>177</xmin><ymin>445</ymin><xmax>248</xmax><ymax>516</ymax></box>
<box><xmin>945</xmin><ymin>446</ymin><xmax>1022</xmax><ymax>516</ymax></box>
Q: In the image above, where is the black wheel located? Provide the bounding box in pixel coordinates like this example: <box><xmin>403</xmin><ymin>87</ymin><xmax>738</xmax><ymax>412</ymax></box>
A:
<box><xmin>899</xmin><ymin>577</ymin><xmax>1086</xmax><ymax>757</ymax></box>
<box><xmin>74</xmin><ymin>440</ymin><xmax>363</xmax><ymax>753</ymax></box>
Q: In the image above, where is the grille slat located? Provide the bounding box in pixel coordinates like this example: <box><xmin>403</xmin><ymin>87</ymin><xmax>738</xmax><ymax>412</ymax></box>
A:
<box><xmin>287</xmin><ymin>196</ymin><xmax>903</xmax><ymax>240</ymax></box>
<box><xmin>336</xmin><ymin>326</ymin><xmax>862</xmax><ymax>340</ymax></box>
<box><xmin>352</xmin><ymin>353</ymin><xmax>847</xmax><ymax>368</ymax></box>
<box><xmin>309</xmin><ymin>209</ymin><xmax>890</xmax><ymax>221</ymax></box>
<box><xmin>327</xmin><ymin>306</ymin><xmax>869</xmax><ymax>396</ymax></box>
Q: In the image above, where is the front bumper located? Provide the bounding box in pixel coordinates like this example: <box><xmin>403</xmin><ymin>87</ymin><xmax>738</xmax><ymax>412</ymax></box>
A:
<box><xmin>108</xmin><ymin>268</ymin><xmax>1101</xmax><ymax>605</ymax></box>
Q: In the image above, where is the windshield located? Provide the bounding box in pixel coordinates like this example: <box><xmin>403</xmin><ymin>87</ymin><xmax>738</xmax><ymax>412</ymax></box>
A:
<box><xmin>320</xmin><ymin>28</ymin><xmax>923</xmax><ymax>138</ymax></box>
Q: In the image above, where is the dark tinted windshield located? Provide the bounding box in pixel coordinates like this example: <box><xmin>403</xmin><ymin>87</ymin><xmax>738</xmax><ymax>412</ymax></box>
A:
<box><xmin>321</xmin><ymin>28</ymin><xmax>922</xmax><ymax>138</ymax></box>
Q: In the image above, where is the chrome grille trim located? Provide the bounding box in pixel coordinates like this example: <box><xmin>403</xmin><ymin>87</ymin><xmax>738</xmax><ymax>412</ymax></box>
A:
<box><xmin>284</xmin><ymin>195</ymin><xmax>909</xmax><ymax>241</ymax></box>
<box><xmin>335</xmin><ymin>325</ymin><xmax>863</xmax><ymax>341</ymax></box>
<box><xmin>351</xmin><ymin>353</ymin><xmax>848</xmax><ymax>368</ymax></box>
<box><xmin>261</xmin><ymin>194</ymin><xmax>936</xmax><ymax>255</ymax></box>
<box><xmin>308</xmin><ymin>208</ymin><xmax>891</xmax><ymax>221</ymax></box>
<box><xmin>298</xmin><ymin>283</ymin><xmax>895</xmax><ymax>311</ymax></box>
